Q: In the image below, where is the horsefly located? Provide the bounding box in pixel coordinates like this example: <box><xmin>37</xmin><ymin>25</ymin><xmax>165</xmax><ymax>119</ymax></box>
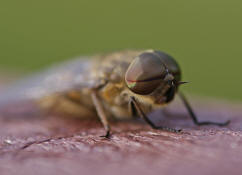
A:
<box><xmin>0</xmin><ymin>50</ymin><xmax>230</xmax><ymax>138</ymax></box>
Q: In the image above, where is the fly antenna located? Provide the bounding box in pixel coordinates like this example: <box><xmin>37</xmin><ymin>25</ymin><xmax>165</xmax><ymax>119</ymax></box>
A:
<box><xmin>177</xmin><ymin>81</ymin><xmax>189</xmax><ymax>85</ymax></box>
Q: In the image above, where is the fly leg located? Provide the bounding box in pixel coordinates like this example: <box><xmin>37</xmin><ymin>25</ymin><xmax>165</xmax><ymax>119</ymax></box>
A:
<box><xmin>91</xmin><ymin>91</ymin><xmax>111</xmax><ymax>138</ymax></box>
<box><xmin>178</xmin><ymin>91</ymin><xmax>230</xmax><ymax>126</ymax></box>
<box><xmin>130</xmin><ymin>96</ymin><xmax>181</xmax><ymax>133</ymax></box>
<box><xmin>128</xmin><ymin>99</ymin><xmax>138</xmax><ymax>118</ymax></box>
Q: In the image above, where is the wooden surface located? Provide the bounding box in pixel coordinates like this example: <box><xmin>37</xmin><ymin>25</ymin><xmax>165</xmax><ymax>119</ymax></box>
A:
<box><xmin>0</xmin><ymin>97</ymin><xmax>242</xmax><ymax>175</ymax></box>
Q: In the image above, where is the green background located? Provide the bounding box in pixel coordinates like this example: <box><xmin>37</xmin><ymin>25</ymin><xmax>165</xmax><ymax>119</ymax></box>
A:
<box><xmin>0</xmin><ymin>0</ymin><xmax>241</xmax><ymax>101</ymax></box>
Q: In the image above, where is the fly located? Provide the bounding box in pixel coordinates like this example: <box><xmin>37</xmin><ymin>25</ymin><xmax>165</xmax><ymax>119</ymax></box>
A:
<box><xmin>0</xmin><ymin>50</ymin><xmax>230</xmax><ymax>138</ymax></box>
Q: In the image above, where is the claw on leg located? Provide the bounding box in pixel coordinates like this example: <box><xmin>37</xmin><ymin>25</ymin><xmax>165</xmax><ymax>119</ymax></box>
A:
<box><xmin>153</xmin><ymin>126</ymin><xmax>182</xmax><ymax>133</ymax></box>
<box><xmin>100</xmin><ymin>131</ymin><xmax>111</xmax><ymax>139</ymax></box>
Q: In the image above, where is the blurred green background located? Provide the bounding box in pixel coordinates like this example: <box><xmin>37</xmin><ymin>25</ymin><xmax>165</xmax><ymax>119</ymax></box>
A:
<box><xmin>0</xmin><ymin>0</ymin><xmax>241</xmax><ymax>101</ymax></box>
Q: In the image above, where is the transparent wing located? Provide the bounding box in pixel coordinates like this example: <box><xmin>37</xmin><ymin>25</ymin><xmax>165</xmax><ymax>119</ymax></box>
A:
<box><xmin>0</xmin><ymin>56</ymin><xmax>95</xmax><ymax>108</ymax></box>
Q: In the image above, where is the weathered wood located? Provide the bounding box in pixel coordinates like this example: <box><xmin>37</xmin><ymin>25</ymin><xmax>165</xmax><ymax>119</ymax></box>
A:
<box><xmin>0</xmin><ymin>97</ymin><xmax>241</xmax><ymax>175</ymax></box>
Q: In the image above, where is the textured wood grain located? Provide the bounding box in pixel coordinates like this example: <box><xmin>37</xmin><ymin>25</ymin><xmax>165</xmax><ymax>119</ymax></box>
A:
<box><xmin>0</xmin><ymin>96</ymin><xmax>241</xmax><ymax>175</ymax></box>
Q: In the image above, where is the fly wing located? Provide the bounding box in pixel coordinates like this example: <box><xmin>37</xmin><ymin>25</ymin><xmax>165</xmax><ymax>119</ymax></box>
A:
<box><xmin>0</xmin><ymin>56</ymin><xmax>95</xmax><ymax>109</ymax></box>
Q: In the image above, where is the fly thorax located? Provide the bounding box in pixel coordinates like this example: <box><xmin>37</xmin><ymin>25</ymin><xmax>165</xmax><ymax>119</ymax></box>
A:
<box><xmin>99</xmin><ymin>82</ymin><xmax>125</xmax><ymax>105</ymax></box>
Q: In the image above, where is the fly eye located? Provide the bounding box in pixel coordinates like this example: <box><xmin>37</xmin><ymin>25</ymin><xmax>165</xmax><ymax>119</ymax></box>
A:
<box><xmin>125</xmin><ymin>52</ymin><xmax>167</xmax><ymax>95</ymax></box>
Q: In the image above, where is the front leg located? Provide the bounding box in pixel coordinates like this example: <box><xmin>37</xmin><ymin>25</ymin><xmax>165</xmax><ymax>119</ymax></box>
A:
<box><xmin>130</xmin><ymin>96</ymin><xmax>181</xmax><ymax>133</ymax></box>
<box><xmin>91</xmin><ymin>91</ymin><xmax>111</xmax><ymax>138</ymax></box>
<box><xmin>128</xmin><ymin>98</ymin><xmax>138</xmax><ymax>118</ymax></box>
<box><xmin>178</xmin><ymin>91</ymin><xmax>230</xmax><ymax>126</ymax></box>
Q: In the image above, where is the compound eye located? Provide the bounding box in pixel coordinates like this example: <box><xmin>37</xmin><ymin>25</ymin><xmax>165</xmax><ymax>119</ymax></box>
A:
<box><xmin>125</xmin><ymin>52</ymin><xmax>167</xmax><ymax>95</ymax></box>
